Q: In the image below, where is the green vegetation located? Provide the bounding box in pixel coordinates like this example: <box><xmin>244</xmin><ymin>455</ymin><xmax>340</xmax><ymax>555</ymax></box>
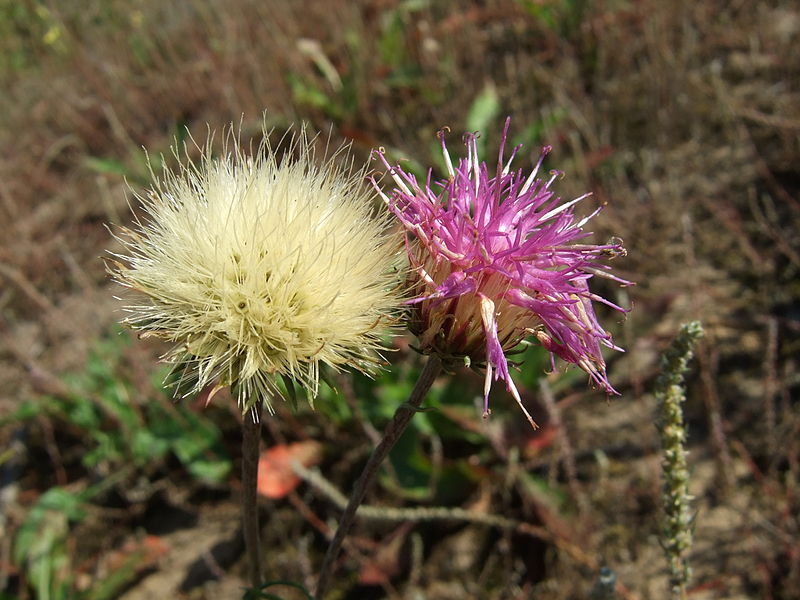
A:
<box><xmin>6</xmin><ymin>330</ymin><xmax>231</xmax><ymax>599</ymax></box>
<box><xmin>1</xmin><ymin>0</ymin><xmax>798</xmax><ymax>598</ymax></box>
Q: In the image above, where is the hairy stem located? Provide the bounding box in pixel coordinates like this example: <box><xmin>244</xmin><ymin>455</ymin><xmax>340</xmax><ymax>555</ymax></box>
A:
<box><xmin>655</xmin><ymin>321</ymin><xmax>703</xmax><ymax>600</ymax></box>
<box><xmin>242</xmin><ymin>407</ymin><xmax>263</xmax><ymax>589</ymax></box>
<box><xmin>315</xmin><ymin>354</ymin><xmax>442</xmax><ymax>598</ymax></box>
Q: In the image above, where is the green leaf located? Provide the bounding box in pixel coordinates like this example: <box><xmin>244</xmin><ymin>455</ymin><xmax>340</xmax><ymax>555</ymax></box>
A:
<box><xmin>82</xmin><ymin>431</ymin><xmax>123</xmax><ymax>467</ymax></box>
<box><xmin>511</xmin><ymin>343</ymin><xmax>549</xmax><ymax>391</ymax></box>
<box><xmin>84</xmin><ymin>156</ymin><xmax>131</xmax><ymax>177</ymax></box>
<box><xmin>166</xmin><ymin>410</ymin><xmax>231</xmax><ymax>483</ymax></box>
<box><xmin>131</xmin><ymin>428</ymin><xmax>169</xmax><ymax>464</ymax></box>
<box><xmin>184</xmin><ymin>455</ymin><xmax>231</xmax><ymax>483</ymax></box>
<box><xmin>7</xmin><ymin>398</ymin><xmax>45</xmax><ymax>422</ymax></box>
<box><xmin>466</xmin><ymin>83</ymin><xmax>501</xmax><ymax>161</ymax></box>
<box><xmin>386</xmin><ymin>425</ymin><xmax>434</xmax><ymax>500</ymax></box>
<box><xmin>287</xmin><ymin>73</ymin><xmax>343</xmax><ymax>120</ymax></box>
<box><xmin>13</xmin><ymin>488</ymin><xmax>86</xmax><ymax>600</ymax></box>
<box><xmin>35</xmin><ymin>488</ymin><xmax>87</xmax><ymax>521</ymax></box>
<box><xmin>466</xmin><ymin>83</ymin><xmax>501</xmax><ymax>133</ymax></box>
<box><xmin>64</xmin><ymin>396</ymin><xmax>102</xmax><ymax>430</ymax></box>
<box><xmin>378</xmin><ymin>9</ymin><xmax>406</xmax><ymax>68</ymax></box>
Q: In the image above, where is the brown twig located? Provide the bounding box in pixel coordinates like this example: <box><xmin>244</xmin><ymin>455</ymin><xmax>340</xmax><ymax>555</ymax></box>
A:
<box><xmin>292</xmin><ymin>458</ymin><xmax>614</xmax><ymax>581</ymax></box>
<box><xmin>315</xmin><ymin>354</ymin><xmax>442</xmax><ymax>598</ymax></box>
<box><xmin>293</xmin><ymin>459</ymin><xmax>551</xmax><ymax>539</ymax></box>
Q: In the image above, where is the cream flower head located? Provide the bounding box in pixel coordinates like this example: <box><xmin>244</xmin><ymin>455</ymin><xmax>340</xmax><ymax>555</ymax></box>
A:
<box><xmin>110</xmin><ymin>125</ymin><xmax>402</xmax><ymax>412</ymax></box>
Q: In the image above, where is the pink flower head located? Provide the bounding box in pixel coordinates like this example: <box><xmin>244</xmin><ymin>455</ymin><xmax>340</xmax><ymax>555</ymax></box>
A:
<box><xmin>372</xmin><ymin>118</ymin><xmax>631</xmax><ymax>428</ymax></box>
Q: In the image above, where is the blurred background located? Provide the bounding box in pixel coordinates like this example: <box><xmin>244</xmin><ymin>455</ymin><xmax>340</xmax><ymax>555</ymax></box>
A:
<box><xmin>0</xmin><ymin>1</ymin><xmax>798</xmax><ymax>598</ymax></box>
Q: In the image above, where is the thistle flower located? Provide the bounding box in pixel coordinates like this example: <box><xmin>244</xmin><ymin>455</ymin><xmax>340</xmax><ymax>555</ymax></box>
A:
<box><xmin>372</xmin><ymin>118</ymin><xmax>631</xmax><ymax>426</ymax></box>
<box><xmin>110</xmin><ymin>126</ymin><xmax>401</xmax><ymax>413</ymax></box>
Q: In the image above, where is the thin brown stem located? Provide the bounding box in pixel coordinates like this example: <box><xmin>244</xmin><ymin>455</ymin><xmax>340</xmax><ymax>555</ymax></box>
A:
<box><xmin>315</xmin><ymin>354</ymin><xmax>442</xmax><ymax>598</ymax></box>
<box><xmin>242</xmin><ymin>407</ymin><xmax>263</xmax><ymax>589</ymax></box>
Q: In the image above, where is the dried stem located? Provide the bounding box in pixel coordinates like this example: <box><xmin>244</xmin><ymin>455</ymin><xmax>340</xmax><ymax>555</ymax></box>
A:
<box><xmin>242</xmin><ymin>407</ymin><xmax>263</xmax><ymax>589</ymax></box>
<box><xmin>292</xmin><ymin>459</ymin><xmax>549</xmax><ymax>537</ymax></box>
<box><xmin>315</xmin><ymin>354</ymin><xmax>442</xmax><ymax>598</ymax></box>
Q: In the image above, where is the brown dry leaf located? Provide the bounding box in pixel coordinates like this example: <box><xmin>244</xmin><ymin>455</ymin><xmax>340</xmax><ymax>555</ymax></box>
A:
<box><xmin>257</xmin><ymin>441</ymin><xmax>323</xmax><ymax>499</ymax></box>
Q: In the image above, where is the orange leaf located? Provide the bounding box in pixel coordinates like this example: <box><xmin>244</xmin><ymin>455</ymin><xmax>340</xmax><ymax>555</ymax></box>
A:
<box><xmin>257</xmin><ymin>441</ymin><xmax>322</xmax><ymax>499</ymax></box>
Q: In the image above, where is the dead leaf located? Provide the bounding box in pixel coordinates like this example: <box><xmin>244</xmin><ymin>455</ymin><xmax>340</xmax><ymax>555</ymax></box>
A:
<box><xmin>257</xmin><ymin>441</ymin><xmax>323</xmax><ymax>499</ymax></box>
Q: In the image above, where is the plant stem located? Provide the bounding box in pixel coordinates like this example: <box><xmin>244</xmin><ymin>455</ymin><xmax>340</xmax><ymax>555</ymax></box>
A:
<box><xmin>655</xmin><ymin>321</ymin><xmax>703</xmax><ymax>600</ymax></box>
<box><xmin>315</xmin><ymin>354</ymin><xmax>442</xmax><ymax>598</ymax></box>
<box><xmin>242</xmin><ymin>407</ymin><xmax>263</xmax><ymax>589</ymax></box>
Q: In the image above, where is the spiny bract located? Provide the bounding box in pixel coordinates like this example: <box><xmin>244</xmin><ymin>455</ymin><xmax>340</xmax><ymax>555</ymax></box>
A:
<box><xmin>111</xmin><ymin>126</ymin><xmax>402</xmax><ymax>413</ymax></box>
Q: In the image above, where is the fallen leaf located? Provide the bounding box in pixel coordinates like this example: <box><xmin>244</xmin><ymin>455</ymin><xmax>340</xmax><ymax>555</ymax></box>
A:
<box><xmin>257</xmin><ymin>441</ymin><xmax>323</xmax><ymax>499</ymax></box>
